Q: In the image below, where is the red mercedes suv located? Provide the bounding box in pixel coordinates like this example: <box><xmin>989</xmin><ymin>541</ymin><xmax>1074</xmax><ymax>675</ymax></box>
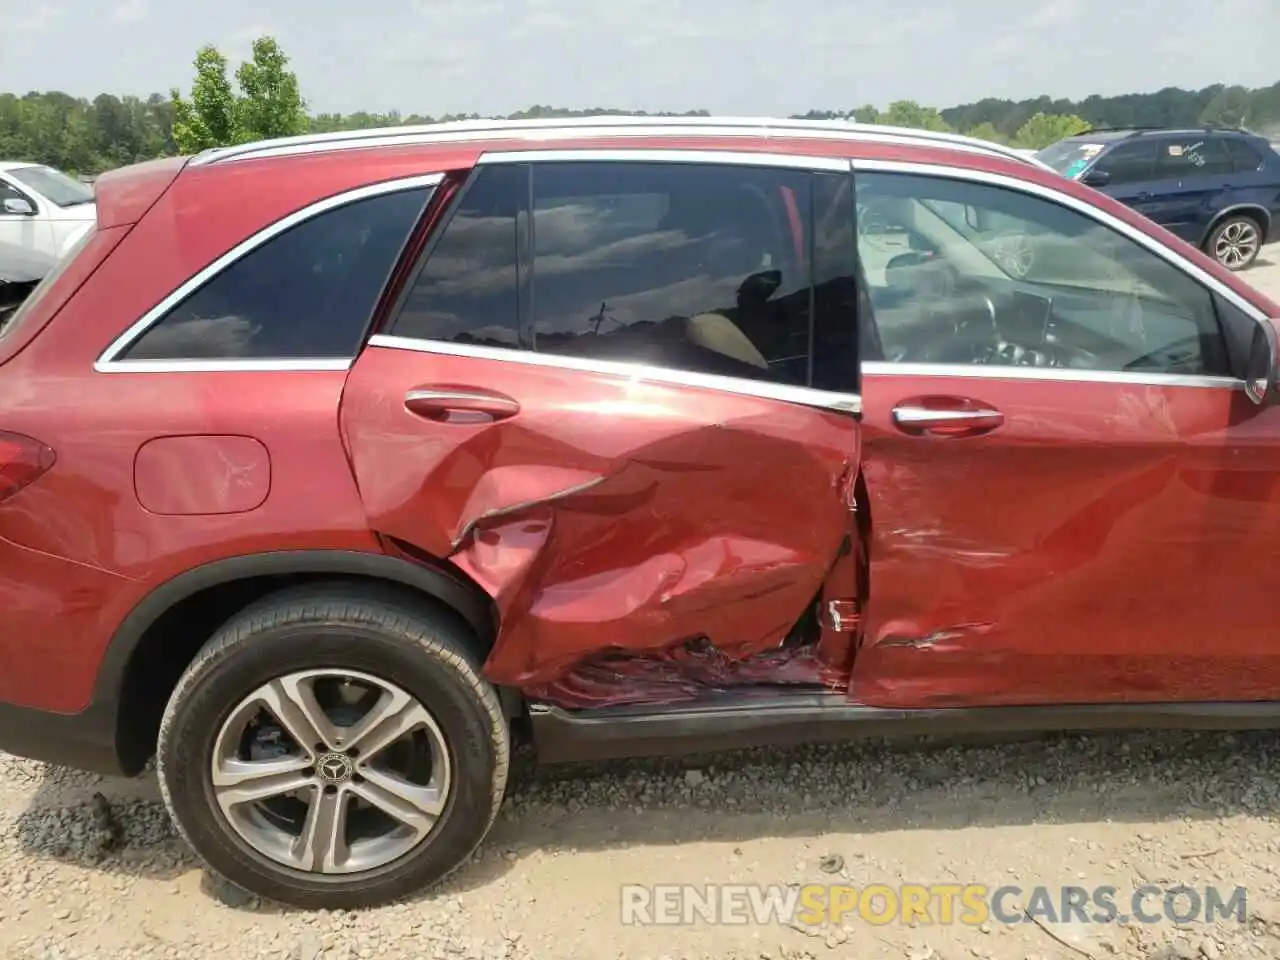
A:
<box><xmin>1</xmin><ymin>117</ymin><xmax>1278</xmax><ymax>909</ymax></box>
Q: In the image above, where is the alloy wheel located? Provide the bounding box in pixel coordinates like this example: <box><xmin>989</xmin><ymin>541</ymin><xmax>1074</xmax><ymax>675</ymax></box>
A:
<box><xmin>1213</xmin><ymin>219</ymin><xmax>1261</xmax><ymax>270</ymax></box>
<box><xmin>210</xmin><ymin>669</ymin><xmax>452</xmax><ymax>875</ymax></box>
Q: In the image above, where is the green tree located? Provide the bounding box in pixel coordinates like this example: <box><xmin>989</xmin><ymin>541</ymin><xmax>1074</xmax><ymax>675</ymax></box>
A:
<box><xmin>1013</xmin><ymin>112</ymin><xmax>1090</xmax><ymax>149</ymax></box>
<box><xmin>170</xmin><ymin>45</ymin><xmax>236</xmax><ymax>152</ymax></box>
<box><xmin>965</xmin><ymin>121</ymin><xmax>1006</xmax><ymax>144</ymax></box>
<box><xmin>233</xmin><ymin>37</ymin><xmax>308</xmax><ymax>142</ymax></box>
<box><xmin>169</xmin><ymin>37</ymin><xmax>306</xmax><ymax>153</ymax></box>
<box><xmin>1200</xmin><ymin>85</ymin><xmax>1251</xmax><ymax>128</ymax></box>
<box><xmin>2</xmin><ymin>76</ymin><xmax>1279</xmax><ymax>177</ymax></box>
<box><xmin>880</xmin><ymin>100</ymin><xmax>951</xmax><ymax>131</ymax></box>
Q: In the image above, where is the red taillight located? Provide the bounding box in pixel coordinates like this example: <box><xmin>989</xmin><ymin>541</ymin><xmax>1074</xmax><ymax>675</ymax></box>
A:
<box><xmin>0</xmin><ymin>431</ymin><xmax>55</xmax><ymax>503</ymax></box>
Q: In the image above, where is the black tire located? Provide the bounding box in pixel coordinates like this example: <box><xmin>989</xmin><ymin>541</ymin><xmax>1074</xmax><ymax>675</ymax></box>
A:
<box><xmin>1204</xmin><ymin>214</ymin><xmax>1264</xmax><ymax>272</ymax></box>
<box><xmin>156</xmin><ymin>583</ymin><xmax>509</xmax><ymax>909</ymax></box>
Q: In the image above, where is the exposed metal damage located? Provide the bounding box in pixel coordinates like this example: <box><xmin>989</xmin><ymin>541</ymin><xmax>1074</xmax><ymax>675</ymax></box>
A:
<box><xmin>342</xmin><ymin>346</ymin><xmax>863</xmax><ymax>710</ymax></box>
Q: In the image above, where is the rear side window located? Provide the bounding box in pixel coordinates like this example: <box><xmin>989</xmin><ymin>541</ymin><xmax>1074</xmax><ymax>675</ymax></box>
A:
<box><xmin>392</xmin><ymin>161</ymin><xmax>859</xmax><ymax>393</ymax></box>
<box><xmin>392</xmin><ymin>166</ymin><xmax>522</xmax><ymax>348</ymax></box>
<box><xmin>1227</xmin><ymin>138</ymin><xmax>1264</xmax><ymax>173</ymax></box>
<box><xmin>527</xmin><ymin>160</ymin><xmax>816</xmax><ymax>386</ymax></box>
<box><xmin>531</xmin><ymin>161</ymin><xmax>856</xmax><ymax>391</ymax></box>
<box><xmin>122</xmin><ymin>186</ymin><xmax>430</xmax><ymax>361</ymax></box>
<box><xmin>1154</xmin><ymin>136</ymin><xmax>1234</xmax><ymax>177</ymax></box>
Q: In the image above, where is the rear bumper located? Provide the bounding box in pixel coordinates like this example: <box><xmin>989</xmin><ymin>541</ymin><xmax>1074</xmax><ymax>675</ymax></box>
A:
<box><xmin>0</xmin><ymin>700</ymin><xmax>130</xmax><ymax>777</ymax></box>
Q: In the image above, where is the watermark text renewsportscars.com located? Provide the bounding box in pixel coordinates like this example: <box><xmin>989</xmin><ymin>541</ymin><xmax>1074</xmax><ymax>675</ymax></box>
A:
<box><xmin>620</xmin><ymin>883</ymin><xmax>1248</xmax><ymax>928</ymax></box>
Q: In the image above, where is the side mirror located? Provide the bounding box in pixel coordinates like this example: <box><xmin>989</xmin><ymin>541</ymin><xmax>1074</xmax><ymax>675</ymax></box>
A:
<box><xmin>1080</xmin><ymin>169</ymin><xmax>1111</xmax><ymax>188</ymax></box>
<box><xmin>1244</xmin><ymin>320</ymin><xmax>1279</xmax><ymax>406</ymax></box>
<box><xmin>2</xmin><ymin>197</ymin><xmax>35</xmax><ymax>216</ymax></box>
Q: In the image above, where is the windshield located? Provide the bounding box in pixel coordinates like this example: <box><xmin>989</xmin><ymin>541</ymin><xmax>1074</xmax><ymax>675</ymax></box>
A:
<box><xmin>8</xmin><ymin>165</ymin><xmax>95</xmax><ymax>208</ymax></box>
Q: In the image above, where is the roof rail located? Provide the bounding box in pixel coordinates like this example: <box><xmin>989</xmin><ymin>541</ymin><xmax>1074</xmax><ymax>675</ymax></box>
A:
<box><xmin>190</xmin><ymin>115</ymin><xmax>1052</xmax><ymax>171</ymax></box>
<box><xmin>1077</xmin><ymin>126</ymin><xmax>1160</xmax><ymax>135</ymax></box>
<box><xmin>1082</xmin><ymin>123</ymin><xmax>1250</xmax><ymax>137</ymax></box>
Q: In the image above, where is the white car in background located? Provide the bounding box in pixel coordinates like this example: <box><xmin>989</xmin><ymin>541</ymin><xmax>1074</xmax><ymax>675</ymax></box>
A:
<box><xmin>0</xmin><ymin>161</ymin><xmax>97</xmax><ymax>258</ymax></box>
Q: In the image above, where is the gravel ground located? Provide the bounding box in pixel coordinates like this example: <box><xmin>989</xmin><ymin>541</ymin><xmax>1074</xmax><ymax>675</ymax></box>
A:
<box><xmin>1248</xmin><ymin>246</ymin><xmax>1280</xmax><ymax>303</ymax></box>
<box><xmin>4</xmin><ymin>733</ymin><xmax>1280</xmax><ymax>960</ymax></box>
<box><xmin>3</xmin><ymin>247</ymin><xmax>1280</xmax><ymax>960</ymax></box>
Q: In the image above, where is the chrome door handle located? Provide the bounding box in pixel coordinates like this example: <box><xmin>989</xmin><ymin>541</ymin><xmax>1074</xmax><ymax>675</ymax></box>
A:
<box><xmin>892</xmin><ymin>406</ymin><xmax>1001</xmax><ymax>424</ymax></box>
<box><xmin>891</xmin><ymin>404</ymin><xmax>1004</xmax><ymax>437</ymax></box>
<box><xmin>404</xmin><ymin>387</ymin><xmax>520</xmax><ymax>423</ymax></box>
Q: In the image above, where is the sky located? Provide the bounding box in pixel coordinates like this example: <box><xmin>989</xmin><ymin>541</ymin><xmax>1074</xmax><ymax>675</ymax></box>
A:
<box><xmin>4</xmin><ymin>0</ymin><xmax>1277</xmax><ymax>117</ymax></box>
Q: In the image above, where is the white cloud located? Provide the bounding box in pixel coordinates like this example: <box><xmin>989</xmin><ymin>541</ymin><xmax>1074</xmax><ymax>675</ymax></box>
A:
<box><xmin>224</xmin><ymin>23</ymin><xmax>276</xmax><ymax>64</ymax></box>
<box><xmin>1026</xmin><ymin>0</ymin><xmax>1084</xmax><ymax>29</ymax></box>
<box><xmin>112</xmin><ymin>0</ymin><xmax>149</xmax><ymax>23</ymax></box>
<box><xmin>13</xmin><ymin>4</ymin><xmax>62</xmax><ymax>32</ymax></box>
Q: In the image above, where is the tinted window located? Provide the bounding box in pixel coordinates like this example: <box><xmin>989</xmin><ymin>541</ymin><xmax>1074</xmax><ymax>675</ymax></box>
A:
<box><xmin>811</xmin><ymin>171</ymin><xmax>860</xmax><ymax>392</ymax></box>
<box><xmin>1226</xmin><ymin>138</ymin><xmax>1264</xmax><ymax>173</ymax></box>
<box><xmin>392</xmin><ymin>166</ymin><xmax>522</xmax><ymax>348</ymax></box>
<box><xmin>526</xmin><ymin>161</ymin><xmax>855</xmax><ymax>390</ymax></box>
<box><xmin>1093</xmin><ymin>140</ymin><xmax>1157</xmax><ymax>184</ymax></box>
<box><xmin>1154</xmin><ymin>135</ymin><xmax>1234</xmax><ymax>177</ymax></box>
<box><xmin>856</xmin><ymin>171</ymin><xmax>1226</xmax><ymax>376</ymax></box>
<box><xmin>123</xmin><ymin>187</ymin><xmax>430</xmax><ymax>361</ymax></box>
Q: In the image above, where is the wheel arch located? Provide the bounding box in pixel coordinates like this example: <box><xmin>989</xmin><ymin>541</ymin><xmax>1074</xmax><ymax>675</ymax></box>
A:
<box><xmin>95</xmin><ymin>549</ymin><xmax>498</xmax><ymax>775</ymax></box>
<box><xmin>1200</xmin><ymin>204</ymin><xmax>1271</xmax><ymax>248</ymax></box>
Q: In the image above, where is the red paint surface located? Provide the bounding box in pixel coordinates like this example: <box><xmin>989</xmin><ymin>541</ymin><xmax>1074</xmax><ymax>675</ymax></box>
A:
<box><xmin>340</xmin><ymin>346</ymin><xmax>859</xmax><ymax>694</ymax></box>
<box><xmin>853</xmin><ymin>371</ymin><xmax>1280</xmax><ymax>707</ymax></box>
<box><xmin>0</xmin><ymin>355</ymin><xmax>372</xmax><ymax>711</ymax></box>
<box><xmin>0</xmin><ymin>129</ymin><xmax>1276</xmax><ymax>719</ymax></box>
<box><xmin>92</xmin><ymin>156</ymin><xmax>187</xmax><ymax>230</ymax></box>
<box><xmin>133</xmin><ymin>435</ymin><xmax>271</xmax><ymax>515</ymax></box>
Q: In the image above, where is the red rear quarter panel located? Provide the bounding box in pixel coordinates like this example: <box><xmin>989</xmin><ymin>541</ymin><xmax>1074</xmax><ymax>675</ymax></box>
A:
<box><xmin>0</xmin><ymin>147</ymin><xmax>481</xmax><ymax>712</ymax></box>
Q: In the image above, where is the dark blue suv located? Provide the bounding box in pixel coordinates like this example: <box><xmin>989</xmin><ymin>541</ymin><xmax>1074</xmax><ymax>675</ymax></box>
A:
<box><xmin>1036</xmin><ymin>127</ymin><xmax>1280</xmax><ymax>271</ymax></box>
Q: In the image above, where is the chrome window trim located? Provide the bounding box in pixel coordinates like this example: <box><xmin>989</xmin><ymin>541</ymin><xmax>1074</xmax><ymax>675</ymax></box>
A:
<box><xmin>477</xmin><ymin>147</ymin><xmax>851</xmax><ymax>172</ymax></box>
<box><xmin>97</xmin><ymin>358</ymin><xmax>354</xmax><ymax>374</ymax></box>
<box><xmin>369</xmin><ymin>334</ymin><xmax>862</xmax><ymax>416</ymax></box>
<box><xmin>862</xmin><ymin>361</ymin><xmax>1242</xmax><ymax>390</ymax></box>
<box><xmin>94</xmin><ymin>173</ymin><xmax>444</xmax><ymax>373</ymax></box>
